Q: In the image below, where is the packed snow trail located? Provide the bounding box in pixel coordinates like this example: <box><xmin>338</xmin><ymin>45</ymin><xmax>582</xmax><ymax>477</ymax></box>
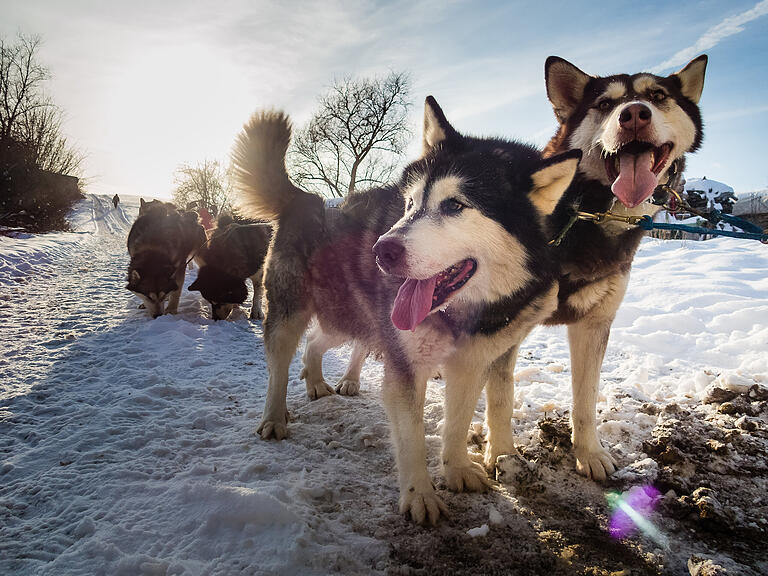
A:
<box><xmin>1</xmin><ymin>195</ymin><xmax>767</xmax><ymax>575</ymax></box>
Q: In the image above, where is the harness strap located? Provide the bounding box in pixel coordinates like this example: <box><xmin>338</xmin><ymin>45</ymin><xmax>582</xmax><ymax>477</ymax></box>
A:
<box><xmin>550</xmin><ymin>161</ymin><xmax>768</xmax><ymax>245</ymax></box>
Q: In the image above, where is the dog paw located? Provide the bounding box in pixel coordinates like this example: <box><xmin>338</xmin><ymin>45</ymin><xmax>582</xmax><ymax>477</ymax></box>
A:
<box><xmin>305</xmin><ymin>378</ymin><xmax>335</xmax><ymax>401</ymax></box>
<box><xmin>257</xmin><ymin>419</ymin><xmax>288</xmax><ymax>441</ymax></box>
<box><xmin>483</xmin><ymin>443</ymin><xmax>520</xmax><ymax>474</ymax></box>
<box><xmin>250</xmin><ymin>309</ymin><xmax>263</xmax><ymax>320</ymax></box>
<box><xmin>575</xmin><ymin>446</ymin><xmax>617</xmax><ymax>482</ymax></box>
<box><xmin>335</xmin><ymin>377</ymin><xmax>360</xmax><ymax>396</ymax></box>
<box><xmin>443</xmin><ymin>460</ymin><xmax>491</xmax><ymax>493</ymax></box>
<box><xmin>399</xmin><ymin>486</ymin><xmax>449</xmax><ymax>526</ymax></box>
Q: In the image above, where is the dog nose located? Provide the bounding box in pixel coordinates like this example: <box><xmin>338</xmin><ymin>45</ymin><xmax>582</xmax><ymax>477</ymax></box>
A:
<box><xmin>373</xmin><ymin>237</ymin><xmax>405</xmax><ymax>272</ymax></box>
<box><xmin>618</xmin><ymin>103</ymin><xmax>652</xmax><ymax>131</ymax></box>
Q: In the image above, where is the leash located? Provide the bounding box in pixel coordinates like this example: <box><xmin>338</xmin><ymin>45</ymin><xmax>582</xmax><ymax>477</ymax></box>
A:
<box><xmin>550</xmin><ymin>162</ymin><xmax>768</xmax><ymax>246</ymax></box>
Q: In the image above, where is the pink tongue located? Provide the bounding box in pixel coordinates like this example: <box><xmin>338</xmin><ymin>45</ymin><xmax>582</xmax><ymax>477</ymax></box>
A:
<box><xmin>391</xmin><ymin>276</ymin><xmax>437</xmax><ymax>331</ymax></box>
<box><xmin>611</xmin><ymin>150</ymin><xmax>658</xmax><ymax>208</ymax></box>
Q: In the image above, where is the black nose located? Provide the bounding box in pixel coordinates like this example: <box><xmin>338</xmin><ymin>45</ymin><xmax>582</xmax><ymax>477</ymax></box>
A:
<box><xmin>618</xmin><ymin>103</ymin><xmax>652</xmax><ymax>131</ymax></box>
<box><xmin>373</xmin><ymin>237</ymin><xmax>405</xmax><ymax>273</ymax></box>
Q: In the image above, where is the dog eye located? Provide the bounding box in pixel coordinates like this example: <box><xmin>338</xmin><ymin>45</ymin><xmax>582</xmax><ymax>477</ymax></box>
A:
<box><xmin>597</xmin><ymin>99</ymin><xmax>613</xmax><ymax>112</ymax></box>
<box><xmin>650</xmin><ymin>89</ymin><xmax>667</xmax><ymax>102</ymax></box>
<box><xmin>442</xmin><ymin>199</ymin><xmax>465</xmax><ymax>214</ymax></box>
<box><xmin>406</xmin><ymin>197</ymin><xmax>414</xmax><ymax>210</ymax></box>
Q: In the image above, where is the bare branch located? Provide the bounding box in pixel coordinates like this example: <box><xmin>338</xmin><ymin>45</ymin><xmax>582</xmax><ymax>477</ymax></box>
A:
<box><xmin>288</xmin><ymin>71</ymin><xmax>412</xmax><ymax>197</ymax></box>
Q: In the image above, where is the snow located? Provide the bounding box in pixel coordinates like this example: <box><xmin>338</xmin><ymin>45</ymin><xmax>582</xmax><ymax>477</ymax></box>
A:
<box><xmin>1</xmin><ymin>195</ymin><xmax>767</xmax><ymax>574</ymax></box>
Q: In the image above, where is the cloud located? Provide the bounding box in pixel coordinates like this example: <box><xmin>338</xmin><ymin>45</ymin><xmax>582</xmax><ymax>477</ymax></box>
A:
<box><xmin>652</xmin><ymin>0</ymin><xmax>768</xmax><ymax>72</ymax></box>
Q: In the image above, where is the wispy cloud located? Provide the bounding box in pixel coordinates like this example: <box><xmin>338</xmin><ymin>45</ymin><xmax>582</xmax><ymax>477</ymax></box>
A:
<box><xmin>652</xmin><ymin>0</ymin><xmax>768</xmax><ymax>72</ymax></box>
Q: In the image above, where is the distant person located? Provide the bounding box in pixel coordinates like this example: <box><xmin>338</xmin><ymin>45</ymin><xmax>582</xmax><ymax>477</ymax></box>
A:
<box><xmin>198</xmin><ymin>206</ymin><xmax>213</xmax><ymax>230</ymax></box>
<box><xmin>112</xmin><ymin>194</ymin><xmax>120</xmax><ymax>209</ymax></box>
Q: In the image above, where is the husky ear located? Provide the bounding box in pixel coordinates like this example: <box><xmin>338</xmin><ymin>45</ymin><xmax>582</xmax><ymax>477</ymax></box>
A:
<box><xmin>529</xmin><ymin>150</ymin><xmax>581</xmax><ymax>216</ymax></box>
<box><xmin>545</xmin><ymin>57</ymin><xmax>592</xmax><ymax>124</ymax></box>
<box><xmin>140</xmin><ymin>198</ymin><xmax>146</xmax><ymax>207</ymax></box>
<box><xmin>671</xmin><ymin>54</ymin><xmax>707</xmax><ymax>104</ymax></box>
<box><xmin>422</xmin><ymin>96</ymin><xmax>460</xmax><ymax>156</ymax></box>
<box><xmin>129</xmin><ymin>269</ymin><xmax>141</xmax><ymax>284</ymax></box>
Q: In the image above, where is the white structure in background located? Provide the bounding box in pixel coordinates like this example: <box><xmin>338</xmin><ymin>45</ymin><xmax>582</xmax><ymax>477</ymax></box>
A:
<box><xmin>683</xmin><ymin>177</ymin><xmax>737</xmax><ymax>212</ymax></box>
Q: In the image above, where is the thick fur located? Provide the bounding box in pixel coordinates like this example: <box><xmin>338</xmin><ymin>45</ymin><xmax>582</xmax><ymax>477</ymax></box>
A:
<box><xmin>189</xmin><ymin>219</ymin><xmax>272</xmax><ymax>320</ymax></box>
<box><xmin>235</xmin><ymin>102</ymin><xmax>580</xmax><ymax>524</ymax></box>
<box><xmin>483</xmin><ymin>56</ymin><xmax>708</xmax><ymax>483</ymax></box>
<box><xmin>126</xmin><ymin>207</ymin><xmax>206</xmax><ymax>317</ymax></box>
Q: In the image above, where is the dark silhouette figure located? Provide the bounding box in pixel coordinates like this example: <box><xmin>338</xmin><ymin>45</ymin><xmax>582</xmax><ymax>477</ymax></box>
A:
<box><xmin>112</xmin><ymin>194</ymin><xmax>120</xmax><ymax>209</ymax></box>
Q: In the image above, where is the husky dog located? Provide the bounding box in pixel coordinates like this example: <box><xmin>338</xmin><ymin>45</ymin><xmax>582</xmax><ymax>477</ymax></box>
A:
<box><xmin>188</xmin><ymin>215</ymin><xmax>272</xmax><ymax>320</ymax></box>
<box><xmin>126</xmin><ymin>207</ymin><xmax>206</xmax><ymax>317</ymax></box>
<box><xmin>233</xmin><ymin>100</ymin><xmax>580</xmax><ymax>524</ymax></box>
<box><xmin>138</xmin><ymin>197</ymin><xmax>177</xmax><ymax>217</ymax></box>
<box><xmin>481</xmin><ymin>56</ymin><xmax>708</xmax><ymax>482</ymax></box>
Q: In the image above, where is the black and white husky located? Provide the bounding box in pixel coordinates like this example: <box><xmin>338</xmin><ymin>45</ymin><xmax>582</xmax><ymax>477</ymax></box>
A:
<box><xmin>486</xmin><ymin>55</ymin><xmax>707</xmax><ymax>482</ymax></box>
<box><xmin>233</xmin><ymin>99</ymin><xmax>580</xmax><ymax>524</ymax></box>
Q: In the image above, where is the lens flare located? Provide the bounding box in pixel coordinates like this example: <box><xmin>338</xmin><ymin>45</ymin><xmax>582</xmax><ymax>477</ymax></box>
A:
<box><xmin>607</xmin><ymin>485</ymin><xmax>668</xmax><ymax>548</ymax></box>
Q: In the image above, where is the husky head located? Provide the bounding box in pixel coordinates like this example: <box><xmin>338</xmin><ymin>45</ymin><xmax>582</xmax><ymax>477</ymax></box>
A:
<box><xmin>139</xmin><ymin>198</ymin><xmax>176</xmax><ymax>217</ymax></box>
<box><xmin>188</xmin><ymin>265</ymin><xmax>248</xmax><ymax>321</ymax></box>
<box><xmin>373</xmin><ymin>97</ymin><xmax>580</xmax><ymax>331</ymax></box>
<box><xmin>126</xmin><ymin>251</ymin><xmax>180</xmax><ymax>318</ymax></box>
<box><xmin>545</xmin><ymin>55</ymin><xmax>706</xmax><ymax>208</ymax></box>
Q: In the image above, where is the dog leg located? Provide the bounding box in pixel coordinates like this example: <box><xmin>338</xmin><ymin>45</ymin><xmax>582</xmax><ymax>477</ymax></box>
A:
<box><xmin>258</xmin><ymin>310</ymin><xmax>311</xmax><ymax>440</ymax></box>
<box><xmin>249</xmin><ymin>268</ymin><xmax>264</xmax><ymax>320</ymax></box>
<box><xmin>568</xmin><ymin>274</ymin><xmax>627</xmax><ymax>480</ymax></box>
<box><xmin>441</xmin><ymin>359</ymin><xmax>491</xmax><ymax>493</ymax></box>
<box><xmin>483</xmin><ymin>346</ymin><xmax>521</xmax><ymax>472</ymax></box>
<box><xmin>299</xmin><ymin>323</ymin><xmax>337</xmax><ymax>400</ymax></box>
<box><xmin>335</xmin><ymin>341</ymin><xmax>367</xmax><ymax>396</ymax></box>
<box><xmin>382</xmin><ymin>367</ymin><xmax>447</xmax><ymax>525</ymax></box>
<box><xmin>166</xmin><ymin>266</ymin><xmax>186</xmax><ymax>314</ymax></box>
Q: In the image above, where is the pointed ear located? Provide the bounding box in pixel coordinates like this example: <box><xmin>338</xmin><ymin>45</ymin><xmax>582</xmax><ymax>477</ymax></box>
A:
<box><xmin>545</xmin><ymin>57</ymin><xmax>592</xmax><ymax>124</ymax></box>
<box><xmin>188</xmin><ymin>278</ymin><xmax>200</xmax><ymax>292</ymax></box>
<box><xmin>129</xmin><ymin>269</ymin><xmax>141</xmax><ymax>284</ymax></box>
<box><xmin>671</xmin><ymin>54</ymin><xmax>707</xmax><ymax>104</ymax></box>
<box><xmin>529</xmin><ymin>150</ymin><xmax>581</xmax><ymax>216</ymax></box>
<box><xmin>422</xmin><ymin>96</ymin><xmax>460</xmax><ymax>156</ymax></box>
<box><xmin>140</xmin><ymin>198</ymin><xmax>146</xmax><ymax>206</ymax></box>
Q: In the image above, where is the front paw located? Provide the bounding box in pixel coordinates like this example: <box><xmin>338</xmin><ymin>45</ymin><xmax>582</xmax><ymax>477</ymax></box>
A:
<box><xmin>399</xmin><ymin>485</ymin><xmax>449</xmax><ymax>526</ymax></box>
<box><xmin>250</xmin><ymin>308</ymin><xmax>263</xmax><ymax>320</ymax></box>
<box><xmin>257</xmin><ymin>418</ymin><xmax>288</xmax><ymax>440</ymax></box>
<box><xmin>483</xmin><ymin>442</ymin><xmax>519</xmax><ymax>474</ymax></box>
<box><xmin>574</xmin><ymin>445</ymin><xmax>617</xmax><ymax>482</ymax></box>
<box><xmin>443</xmin><ymin>460</ymin><xmax>491</xmax><ymax>493</ymax></box>
<box><xmin>335</xmin><ymin>377</ymin><xmax>360</xmax><ymax>396</ymax></box>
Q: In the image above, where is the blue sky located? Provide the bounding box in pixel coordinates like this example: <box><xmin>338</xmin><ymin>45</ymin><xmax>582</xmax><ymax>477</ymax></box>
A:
<box><xmin>3</xmin><ymin>0</ymin><xmax>767</xmax><ymax>197</ymax></box>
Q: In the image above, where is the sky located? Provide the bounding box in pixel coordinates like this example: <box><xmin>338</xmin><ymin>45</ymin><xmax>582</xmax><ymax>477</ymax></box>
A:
<box><xmin>2</xmin><ymin>0</ymin><xmax>767</xmax><ymax>198</ymax></box>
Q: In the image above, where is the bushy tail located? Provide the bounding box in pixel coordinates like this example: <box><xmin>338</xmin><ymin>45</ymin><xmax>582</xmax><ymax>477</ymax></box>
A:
<box><xmin>232</xmin><ymin>110</ymin><xmax>298</xmax><ymax>221</ymax></box>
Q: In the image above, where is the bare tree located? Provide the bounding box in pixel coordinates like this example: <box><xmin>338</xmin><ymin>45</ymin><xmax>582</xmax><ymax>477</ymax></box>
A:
<box><xmin>172</xmin><ymin>159</ymin><xmax>233</xmax><ymax>215</ymax></box>
<box><xmin>0</xmin><ymin>33</ymin><xmax>84</xmax><ymax>176</ymax></box>
<box><xmin>290</xmin><ymin>71</ymin><xmax>412</xmax><ymax>198</ymax></box>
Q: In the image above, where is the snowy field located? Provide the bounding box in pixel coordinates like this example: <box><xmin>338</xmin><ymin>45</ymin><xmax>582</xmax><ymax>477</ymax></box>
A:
<box><xmin>1</xmin><ymin>195</ymin><xmax>766</xmax><ymax>575</ymax></box>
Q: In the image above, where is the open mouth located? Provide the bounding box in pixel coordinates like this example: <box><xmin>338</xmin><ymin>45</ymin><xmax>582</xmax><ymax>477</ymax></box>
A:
<box><xmin>604</xmin><ymin>141</ymin><xmax>672</xmax><ymax>208</ymax></box>
<box><xmin>391</xmin><ymin>258</ymin><xmax>477</xmax><ymax>331</ymax></box>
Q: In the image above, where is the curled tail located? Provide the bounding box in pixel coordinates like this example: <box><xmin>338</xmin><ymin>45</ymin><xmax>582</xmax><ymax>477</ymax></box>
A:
<box><xmin>232</xmin><ymin>110</ymin><xmax>299</xmax><ymax>220</ymax></box>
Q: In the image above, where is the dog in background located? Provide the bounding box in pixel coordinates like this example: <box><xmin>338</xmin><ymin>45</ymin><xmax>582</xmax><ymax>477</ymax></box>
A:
<box><xmin>126</xmin><ymin>206</ymin><xmax>206</xmax><ymax>317</ymax></box>
<box><xmin>188</xmin><ymin>214</ymin><xmax>272</xmax><ymax>320</ymax></box>
<box><xmin>233</xmin><ymin>101</ymin><xmax>580</xmax><ymax>524</ymax></box>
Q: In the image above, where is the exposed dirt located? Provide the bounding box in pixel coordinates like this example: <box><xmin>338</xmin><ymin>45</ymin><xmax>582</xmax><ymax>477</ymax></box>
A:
<box><xmin>380</xmin><ymin>384</ymin><xmax>767</xmax><ymax>575</ymax></box>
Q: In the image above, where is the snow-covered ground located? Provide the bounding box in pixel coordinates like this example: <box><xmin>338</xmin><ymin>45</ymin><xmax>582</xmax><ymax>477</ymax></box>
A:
<box><xmin>1</xmin><ymin>195</ymin><xmax>766</xmax><ymax>575</ymax></box>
